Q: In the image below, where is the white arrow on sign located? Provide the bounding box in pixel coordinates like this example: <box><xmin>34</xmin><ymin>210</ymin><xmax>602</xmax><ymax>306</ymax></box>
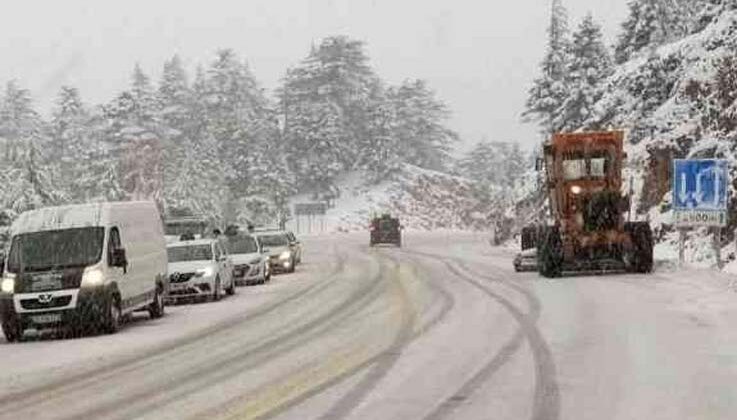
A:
<box><xmin>695</xmin><ymin>169</ymin><xmax>704</xmax><ymax>204</ymax></box>
<box><xmin>713</xmin><ymin>165</ymin><xmax>721</xmax><ymax>207</ymax></box>
<box><xmin>679</xmin><ymin>172</ymin><xmax>689</xmax><ymax>205</ymax></box>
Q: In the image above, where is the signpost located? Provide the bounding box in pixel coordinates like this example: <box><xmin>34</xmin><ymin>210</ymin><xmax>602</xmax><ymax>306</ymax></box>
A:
<box><xmin>294</xmin><ymin>203</ymin><xmax>328</xmax><ymax>234</ymax></box>
<box><xmin>672</xmin><ymin>159</ymin><xmax>730</xmax><ymax>268</ymax></box>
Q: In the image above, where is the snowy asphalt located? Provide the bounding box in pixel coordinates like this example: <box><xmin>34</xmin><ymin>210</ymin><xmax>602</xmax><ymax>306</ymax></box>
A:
<box><xmin>1</xmin><ymin>233</ymin><xmax>737</xmax><ymax>420</ymax></box>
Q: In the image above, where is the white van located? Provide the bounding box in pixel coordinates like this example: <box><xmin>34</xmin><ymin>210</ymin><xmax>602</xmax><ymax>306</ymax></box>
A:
<box><xmin>0</xmin><ymin>201</ymin><xmax>168</xmax><ymax>341</ymax></box>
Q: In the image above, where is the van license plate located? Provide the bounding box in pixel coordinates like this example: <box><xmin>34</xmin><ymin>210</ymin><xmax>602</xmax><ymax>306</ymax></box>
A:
<box><xmin>31</xmin><ymin>314</ymin><xmax>62</xmax><ymax>324</ymax></box>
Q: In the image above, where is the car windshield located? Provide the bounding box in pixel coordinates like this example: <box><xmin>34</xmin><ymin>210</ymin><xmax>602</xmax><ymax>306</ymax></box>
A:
<box><xmin>228</xmin><ymin>236</ymin><xmax>259</xmax><ymax>254</ymax></box>
<box><xmin>7</xmin><ymin>227</ymin><xmax>105</xmax><ymax>273</ymax></box>
<box><xmin>258</xmin><ymin>235</ymin><xmax>289</xmax><ymax>247</ymax></box>
<box><xmin>167</xmin><ymin>244</ymin><xmax>212</xmax><ymax>262</ymax></box>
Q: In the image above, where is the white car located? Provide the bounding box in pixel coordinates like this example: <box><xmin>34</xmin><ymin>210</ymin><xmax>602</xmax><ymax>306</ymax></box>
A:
<box><xmin>225</xmin><ymin>234</ymin><xmax>271</xmax><ymax>286</ymax></box>
<box><xmin>166</xmin><ymin>239</ymin><xmax>235</xmax><ymax>302</ymax></box>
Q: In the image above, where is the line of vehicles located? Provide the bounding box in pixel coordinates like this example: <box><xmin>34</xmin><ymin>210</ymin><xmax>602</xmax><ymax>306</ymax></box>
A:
<box><xmin>0</xmin><ymin>202</ymin><xmax>303</xmax><ymax>342</ymax></box>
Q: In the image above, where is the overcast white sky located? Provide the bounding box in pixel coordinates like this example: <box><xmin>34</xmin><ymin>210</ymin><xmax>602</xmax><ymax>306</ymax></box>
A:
<box><xmin>0</xmin><ymin>0</ymin><xmax>628</xmax><ymax>150</ymax></box>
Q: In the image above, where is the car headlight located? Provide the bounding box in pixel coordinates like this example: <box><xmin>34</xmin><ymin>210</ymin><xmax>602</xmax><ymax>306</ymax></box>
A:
<box><xmin>1</xmin><ymin>274</ymin><xmax>15</xmax><ymax>293</ymax></box>
<box><xmin>279</xmin><ymin>251</ymin><xmax>291</xmax><ymax>260</ymax></box>
<box><xmin>571</xmin><ymin>185</ymin><xmax>583</xmax><ymax>195</ymax></box>
<box><xmin>196</xmin><ymin>267</ymin><xmax>215</xmax><ymax>277</ymax></box>
<box><xmin>81</xmin><ymin>269</ymin><xmax>104</xmax><ymax>288</ymax></box>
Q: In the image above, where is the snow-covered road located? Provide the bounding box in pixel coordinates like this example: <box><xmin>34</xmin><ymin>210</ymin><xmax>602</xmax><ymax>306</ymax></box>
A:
<box><xmin>1</xmin><ymin>233</ymin><xmax>736</xmax><ymax>420</ymax></box>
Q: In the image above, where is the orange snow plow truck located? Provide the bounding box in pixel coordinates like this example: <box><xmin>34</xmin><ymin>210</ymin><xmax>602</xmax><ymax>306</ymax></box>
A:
<box><xmin>529</xmin><ymin>130</ymin><xmax>653</xmax><ymax>277</ymax></box>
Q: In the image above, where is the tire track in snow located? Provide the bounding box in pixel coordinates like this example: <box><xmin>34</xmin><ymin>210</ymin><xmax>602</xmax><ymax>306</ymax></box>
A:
<box><xmin>405</xmin><ymin>250</ymin><xmax>559</xmax><ymax>420</ymax></box>
<box><xmin>313</xmin><ymin>250</ymin><xmax>418</xmax><ymax>420</ymax></box>
<box><xmin>79</xmin><ymin>250</ymin><xmax>390</xmax><ymax>420</ymax></box>
<box><xmin>0</xmin><ymin>245</ymin><xmax>349</xmax><ymax>413</ymax></box>
<box><xmin>248</xmin><ymin>247</ymin><xmax>456</xmax><ymax>420</ymax></box>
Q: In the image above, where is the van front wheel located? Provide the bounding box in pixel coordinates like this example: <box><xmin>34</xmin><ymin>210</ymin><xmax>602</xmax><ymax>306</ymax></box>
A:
<box><xmin>2</xmin><ymin>319</ymin><xmax>23</xmax><ymax>342</ymax></box>
<box><xmin>103</xmin><ymin>294</ymin><xmax>122</xmax><ymax>334</ymax></box>
<box><xmin>148</xmin><ymin>287</ymin><xmax>165</xmax><ymax>319</ymax></box>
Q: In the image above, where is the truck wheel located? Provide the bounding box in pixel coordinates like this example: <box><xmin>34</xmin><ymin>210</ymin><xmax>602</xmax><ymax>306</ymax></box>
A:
<box><xmin>148</xmin><ymin>286</ymin><xmax>165</xmax><ymax>319</ymax></box>
<box><xmin>538</xmin><ymin>227</ymin><xmax>562</xmax><ymax>278</ymax></box>
<box><xmin>625</xmin><ymin>222</ymin><xmax>654</xmax><ymax>273</ymax></box>
<box><xmin>2</xmin><ymin>319</ymin><xmax>22</xmax><ymax>342</ymax></box>
<box><xmin>103</xmin><ymin>294</ymin><xmax>122</xmax><ymax>334</ymax></box>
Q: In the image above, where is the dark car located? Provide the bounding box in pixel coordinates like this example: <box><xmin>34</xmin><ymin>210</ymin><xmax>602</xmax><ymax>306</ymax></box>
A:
<box><xmin>370</xmin><ymin>215</ymin><xmax>402</xmax><ymax>247</ymax></box>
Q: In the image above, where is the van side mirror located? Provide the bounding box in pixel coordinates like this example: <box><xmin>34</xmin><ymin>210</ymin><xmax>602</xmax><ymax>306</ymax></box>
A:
<box><xmin>111</xmin><ymin>248</ymin><xmax>128</xmax><ymax>268</ymax></box>
<box><xmin>535</xmin><ymin>158</ymin><xmax>544</xmax><ymax>172</ymax></box>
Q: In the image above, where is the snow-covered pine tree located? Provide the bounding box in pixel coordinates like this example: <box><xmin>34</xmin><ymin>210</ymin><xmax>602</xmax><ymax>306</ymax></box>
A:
<box><xmin>280</xmin><ymin>36</ymin><xmax>383</xmax><ymax>191</ymax></box>
<box><xmin>361</xmin><ymin>98</ymin><xmax>402</xmax><ymax>181</ymax></box>
<box><xmin>614</xmin><ymin>0</ymin><xmax>699</xmax><ymax>64</ymax></box>
<box><xmin>0</xmin><ymin>81</ymin><xmax>40</xmax><ymax>163</ymax></box>
<box><xmin>504</xmin><ymin>142</ymin><xmax>528</xmax><ymax>187</ymax></box>
<box><xmin>388</xmin><ymin>79</ymin><xmax>457</xmax><ymax>171</ymax></box>
<box><xmin>556</xmin><ymin>14</ymin><xmax>612</xmax><ymax>131</ymax></box>
<box><xmin>158</xmin><ymin>55</ymin><xmax>192</xmax><ymax>131</ymax></box>
<box><xmin>203</xmin><ymin>49</ymin><xmax>273</xmax><ymax>196</ymax></box>
<box><xmin>50</xmin><ymin>86</ymin><xmax>100</xmax><ymax>201</ymax></box>
<box><xmin>523</xmin><ymin>0</ymin><xmax>571</xmax><ymax>135</ymax></box>
<box><xmin>163</xmin><ymin>133</ymin><xmax>229</xmax><ymax>223</ymax></box>
<box><xmin>103</xmin><ymin>65</ymin><xmax>165</xmax><ymax>204</ymax></box>
<box><xmin>0</xmin><ymin>82</ymin><xmax>66</xmax><ymax>215</ymax></box>
<box><xmin>457</xmin><ymin>141</ymin><xmax>497</xmax><ymax>184</ymax></box>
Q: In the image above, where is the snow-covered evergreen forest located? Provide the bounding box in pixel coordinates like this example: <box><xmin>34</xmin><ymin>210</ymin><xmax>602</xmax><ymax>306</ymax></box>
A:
<box><xmin>0</xmin><ymin>35</ymin><xmax>530</xmax><ymax>234</ymax></box>
<box><xmin>523</xmin><ymin>0</ymin><xmax>737</xmax><ymax>261</ymax></box>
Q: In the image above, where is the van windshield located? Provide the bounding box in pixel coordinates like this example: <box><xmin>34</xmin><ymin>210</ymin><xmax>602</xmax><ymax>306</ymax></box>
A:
<box><xmin>167</xmin><ymin>245</ymin><xmax>212</xmax><ymax>262</ymax></box>
<box><xmin>7</xmin><ymin>227</ymin><xmax>105</xmax><ymax>273</ymax></box>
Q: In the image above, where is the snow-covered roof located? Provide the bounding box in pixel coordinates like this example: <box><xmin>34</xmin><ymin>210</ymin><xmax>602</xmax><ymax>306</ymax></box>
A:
<box><xmin>10</xmin><ymin>201</ymin><xmax>159</xmax><ymax>235</ymax></box>
<box><xmin>11</xmin><ymin>203</ymin><xmax>106</xmax><ymax>235</ymax></box>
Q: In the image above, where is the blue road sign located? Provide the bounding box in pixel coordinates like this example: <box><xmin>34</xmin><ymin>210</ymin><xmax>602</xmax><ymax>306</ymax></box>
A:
<box><xmin>673</xmin><ymin>159</ymin><xmax>729</xmax><ymax>210</ymax></box>
<box><xmin>673</xmin><ymin>159</ymin><xmax>729</xmax><ymax>227</ymax></box>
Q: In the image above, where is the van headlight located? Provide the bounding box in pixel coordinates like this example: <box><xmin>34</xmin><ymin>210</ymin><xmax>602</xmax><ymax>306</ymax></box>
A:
<box><xmin>249</xmin><ymin>258</ymin><xmax>262</xmax><ymax>265</ymax></box>
<box><xmin>196</xmin><ymin>267</ymin><xmax>214</xmax><ymax>278</ymax></box>
<box><xmin>1</xmin><ymin>274</ymin><xmax>15</xmax><ymax>293</ymax></box>
<box><xmin>81</xmin><ymin>269</ymin><xmax>105</xmax><ymax>288</ymax></box>
<box><xmin>279</xmin><ymin>251</ymin><xmax>291</xmax><ymax>260</ymax></box>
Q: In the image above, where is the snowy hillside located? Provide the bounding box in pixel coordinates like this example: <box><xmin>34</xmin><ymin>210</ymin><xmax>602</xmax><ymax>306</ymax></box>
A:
<box><xmin>519</xmin><ymin>2</ymin><xmax>737</xmax><ymax>267</ymax></box>
<box><xmin>286</xmin><ymin>164</ymin><xmax>495</xmax><ymax>233</ymax></box>
<box><xmin>611</xmin><ymin>9</ymin><xmax>737</xmax><ymax>265</ymax></box>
